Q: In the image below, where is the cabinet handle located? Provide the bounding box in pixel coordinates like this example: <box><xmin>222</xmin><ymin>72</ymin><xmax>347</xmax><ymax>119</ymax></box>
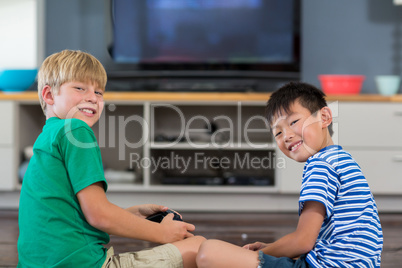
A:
<box><xmin>394</xmin><ymin>111</ymin><xmax>402</xmax><ymax>116</ymax></box>
<box><xmin>393</xmin><ymin>156</ymin><xmax>402</xmax><ymax>162</ymax></box>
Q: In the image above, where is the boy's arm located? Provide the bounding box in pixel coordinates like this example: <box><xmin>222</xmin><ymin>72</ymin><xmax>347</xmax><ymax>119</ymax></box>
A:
<box><xmin>76</xmin><ymin>182</ymin><xmax>195</xmax><ymax>244</ymax></box>
<box><xmin>259</xmin><ymin>201</ymin><xmax>325</xmax><ymax>258</ymax></box>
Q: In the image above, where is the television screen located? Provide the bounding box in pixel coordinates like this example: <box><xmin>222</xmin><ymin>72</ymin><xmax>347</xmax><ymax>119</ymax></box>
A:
<box><xmin>111</xmin><ymin>0</ymin><xmax>299</xmax><ymax>72</ymax></box>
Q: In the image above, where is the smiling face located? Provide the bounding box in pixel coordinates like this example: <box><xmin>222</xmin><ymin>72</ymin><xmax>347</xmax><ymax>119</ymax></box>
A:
<box><xmin>37</xmin><ymin>50</ymin><xmax>107</xmax><ymax>115</ymax></box>
<box><xmin>43</xmin><ymin>81</ymin><xmax>104</xmax><ymax>127</ymax></box>
<box><xmin>271</xmin><ymin>100</ymin><xmax>333</xmax><ymax>162</ymax></box>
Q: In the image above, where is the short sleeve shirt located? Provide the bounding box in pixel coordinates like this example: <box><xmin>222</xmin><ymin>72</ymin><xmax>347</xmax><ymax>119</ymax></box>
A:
<box><xmin>300</xmin><ymin>145</ymin><xmax>383</xmax><ymax>268</ymax></box>
<box><xmin>18</xmin><ymin>118</ymin><xmax>109</xmax><ymax>267</ymax></box>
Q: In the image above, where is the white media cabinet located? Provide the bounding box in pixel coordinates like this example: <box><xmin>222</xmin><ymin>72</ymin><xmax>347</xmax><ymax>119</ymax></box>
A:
<box><xmin>1</xmin><ymin>92</ymin><xmax>401</xmax><ymax>212</ymax></box>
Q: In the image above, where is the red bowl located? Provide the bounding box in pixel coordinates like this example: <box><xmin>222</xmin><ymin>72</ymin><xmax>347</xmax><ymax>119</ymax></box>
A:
<box><xmin>318</xmin><ymin>75</ymin><xmax>365</xmax><ymax>95</ymax></box>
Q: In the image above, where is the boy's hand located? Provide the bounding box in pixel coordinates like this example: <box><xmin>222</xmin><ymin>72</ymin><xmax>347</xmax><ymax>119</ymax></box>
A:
<box><xmin>78</xmin><ymin>183</ymin><xmax>194</xmax><ymax>244</ymax></box>
<box><xmin>126</xmin><ymin>204</ymin><xmax>168</xmax><ymax>218</ymax></box>
<box><xmin>159</xmin><ymin>213</ymin><xmax>196</xmax><ymax>243</ymax></box>
<box><xmin>138</xmin><ymin>204</ymin><xmax>167</xmax><ymax>218</ymax></box>
<box><xmin>243</xmin><ymin>241</ymin><xmax>268</xmax><ymax>251</ymax></box>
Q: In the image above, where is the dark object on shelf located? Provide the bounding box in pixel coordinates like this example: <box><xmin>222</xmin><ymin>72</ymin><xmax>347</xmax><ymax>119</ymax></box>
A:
<box><xmin>154</xmin><ymin>134</ymin><xmax>186</xmax><ymax>143</ymax></box>
<box><xmin>225</xmin><ymin>176</ymin><xmax>273</xmax><ymax>186</ymax></box>
<box><xmin>161</xmin><ymin>176</ymin><xmax>224</xmax><ymax>185</ymax></box>
<box><xmin>18</xmin><ymin>161</ymin><xmax>30</xmax><ymax>183</ymax></box>
<box><xmin>146</xmin><ymin>209</ymin><xmax>183</xmax><ymax>223</ymax></box>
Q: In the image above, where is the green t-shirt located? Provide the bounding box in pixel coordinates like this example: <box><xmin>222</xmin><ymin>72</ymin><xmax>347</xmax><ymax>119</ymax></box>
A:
<box><xmin>18</xmin><ymin>117</ymin><xmax>109</xmax><ymax>268</ymax></box>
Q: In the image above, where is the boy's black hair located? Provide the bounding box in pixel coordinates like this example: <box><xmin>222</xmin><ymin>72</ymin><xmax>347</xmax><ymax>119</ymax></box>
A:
<box><xmin>265</xmin><ymin>82</ymin><xmax>333</xmax><ymax>136</ymax></box>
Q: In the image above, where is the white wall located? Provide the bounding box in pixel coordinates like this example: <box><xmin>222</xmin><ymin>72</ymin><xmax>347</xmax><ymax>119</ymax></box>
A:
<box><xmin>0</xmin><ymin>0</ymin><xmax>38</xmax><ymax>69</ymax></box>
<box><xmin>302</xmin><ymin>0</ymin><xmax>402</xmax><ymax>93</ymax></box>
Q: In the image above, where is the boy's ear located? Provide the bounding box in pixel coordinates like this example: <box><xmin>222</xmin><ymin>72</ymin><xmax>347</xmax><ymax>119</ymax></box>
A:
<box><xmin>320</xmin><ymin>107</ymin><xmax>332</xmax><ymax>128</ymax></box>
<box><xmin>42</xmin><ymin>85</ymin><xmax>55</xmax><ymax>105</ymax></box>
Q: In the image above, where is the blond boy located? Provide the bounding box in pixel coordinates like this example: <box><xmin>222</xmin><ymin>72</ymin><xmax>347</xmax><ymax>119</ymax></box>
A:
<box><xmin>18</xmin><ymin>50</ymin><xmax>204</xmax><ymax>268</ymax></box>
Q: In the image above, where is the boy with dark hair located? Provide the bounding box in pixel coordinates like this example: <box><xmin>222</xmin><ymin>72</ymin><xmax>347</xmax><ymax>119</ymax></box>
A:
<box><xmin>18</xmin><ymin>49</ymin><xmax>204</xmax><ymax>268</ymax></box>
<box><xmin>196</xmin><ymin>82</ymin><xmax>383</xmax><ymax>268</ymax></box>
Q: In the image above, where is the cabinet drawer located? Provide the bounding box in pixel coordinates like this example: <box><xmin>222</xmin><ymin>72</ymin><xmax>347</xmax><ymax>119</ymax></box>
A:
<box><xmin>0</xmin><ymin>101</ymin><xmax>15</xmax><ymax>145</ymax></box>
<box><xmin>337</xmin><ymin>103</ymin><xmax>402</xmax><ymax>148</ymax></box>
<box><xmin>276</xmin><ymin>150</ymin><xmax>304</xmax><ymax>194</ymax></box>
<box><xmin>0</xmin><ymin>147</ymin><xmax>15</xmax><ymax>190</ymax></box>
<box><xmin>349</xmin><ymin>149</ymin><xmax>402</xmax><ymax>194</ymax></box>
<box><xmin>276</xmin><ymin>148</ymin><xmax>402</xmax><ymax>195</ymax></box>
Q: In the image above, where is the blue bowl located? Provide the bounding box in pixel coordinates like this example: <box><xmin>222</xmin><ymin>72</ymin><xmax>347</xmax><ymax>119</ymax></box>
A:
<box><xmin>0</xmin><ymin>69</ymin><xmax>38</xmax><ymax>93</ymax></box>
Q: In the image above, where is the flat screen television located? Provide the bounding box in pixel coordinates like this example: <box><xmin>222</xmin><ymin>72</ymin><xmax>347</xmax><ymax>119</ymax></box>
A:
<box><xmin>109</xmin><ymin>0</ymin><xmax>300</xmax><ymax>91</ymax></box>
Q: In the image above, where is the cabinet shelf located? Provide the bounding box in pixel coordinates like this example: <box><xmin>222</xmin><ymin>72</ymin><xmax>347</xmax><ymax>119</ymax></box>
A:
<box><xmin>107</xmin><ymin>184</ymin><xmax>147</xmax><ymax>192</ymax></box>
<box><xmin>107</xmin><ymin>184</ymin><xmax>278</xmax><ymax>193</ymax></box>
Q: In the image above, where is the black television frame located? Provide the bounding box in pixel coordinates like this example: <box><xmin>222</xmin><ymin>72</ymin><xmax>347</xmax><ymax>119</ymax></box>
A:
<box><xmin>106</xmin><ymin>0</ymin><xmax>301</xmax><ymax>91</ymax></box>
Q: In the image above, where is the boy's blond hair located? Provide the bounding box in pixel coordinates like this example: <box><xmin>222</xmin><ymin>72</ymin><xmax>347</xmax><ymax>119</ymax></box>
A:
<box><xmin>37</xmin><ymin>50</ymin><xmax>107</xmax><ymax>113</ymax></box>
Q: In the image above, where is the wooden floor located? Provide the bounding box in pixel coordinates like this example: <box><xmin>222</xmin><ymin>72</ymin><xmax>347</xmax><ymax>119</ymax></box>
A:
<box><xmin>2</xmin><ymin>210</ymin><xmax>401</xmax><ymax>267</ymax></box>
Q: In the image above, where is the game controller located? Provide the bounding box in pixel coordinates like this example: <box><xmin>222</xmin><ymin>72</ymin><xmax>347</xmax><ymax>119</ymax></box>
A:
<box><xmin>146</xmin><ymin>209</ymin><xmax>183</xmax><ymax>223</ymax></box>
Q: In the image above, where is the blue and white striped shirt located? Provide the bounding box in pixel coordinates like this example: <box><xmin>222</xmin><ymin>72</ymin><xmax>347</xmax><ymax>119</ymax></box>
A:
<box><xmin>299</xmin><ymin>145</ymin><xmax>383</xmax><ymax>268</ymax></box>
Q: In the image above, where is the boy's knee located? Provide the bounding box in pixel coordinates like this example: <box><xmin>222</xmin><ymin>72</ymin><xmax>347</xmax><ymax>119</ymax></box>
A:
<box><xmin>196</xmin><ymin>235</ymin><xmax>207</xmax><ymax>244</ymax></box>
<box><xmin>193</xmin><ymin>235</ymin><xmax>207</xmax><ymax>243</ymax></box>
<box><xmin>196</xmin><ymin>239</ymin><xmax>219</xmax><ymax>268</ymax></box>
<box><xmin>189</xmin><ymin>235</ymin><xmax>207</xmax><ymax>251</ymax></box>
